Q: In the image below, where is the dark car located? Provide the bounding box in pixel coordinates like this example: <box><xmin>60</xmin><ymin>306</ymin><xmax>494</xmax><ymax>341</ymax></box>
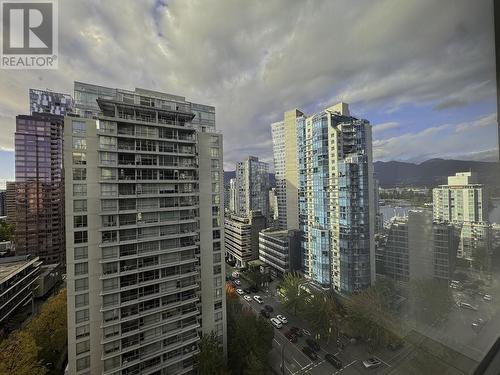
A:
<box><xmin>285</xmin><ymin>330</ymin><xmax>298</xmax><ymax>343</ymax></box>
<box><xmin>290</xmin><ymin>326</ymin><xmax>303</xmax><ymax>337</ymax></box>
<box><xmin>260</xmin><ymin>309</ymin><xmax>270</xmax><ymax>318</ymax></box>
<box><xmin>250</xmin><ymin>285</ymin><xmax>259</xmax><ymax>293</ymax></box>
<box><xmin>302</xmin><ymin>346</ymin><xmax>318</xmax><ymax>360</ymax></box>
<box><xmin>306</xmin><ymin>338</ymin><xmax>320</xmax><ymax>352</ymax></box>
<box><xmin>243</xmin><ymin>288</ymin><xmax>251</xmax><ymax>294</ymax></box>
<box><xmin>264</xmin><ymin>304</ymin><xmax>274</xmax><ymax>312</ymax></box>
<box><xmin>325</xmin><ymin>354</ymin><xmax>342</xmax><ymax>369</ymax></box>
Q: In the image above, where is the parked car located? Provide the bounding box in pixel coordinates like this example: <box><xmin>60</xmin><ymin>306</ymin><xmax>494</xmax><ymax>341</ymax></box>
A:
<box><xmin>325</xmin><ymin>353</ymin><xmax>342</xmax><ymax>369</ymax></box>
<box><xmin>290</xmin><ymin>326</ymin><xmax>303</xmax><ymax>337</ymax></box>
<box><xmin>306</xmin><ymin>338</ymin><xmax>320</xmax><ymax>352</ymax></box>
<box><xmin>243</xmin><ymin>287</ymin><xmax>251</xmax><ymax>294</ymax></box>
<box><xmin>302</xmin><ymin>346</ymin><xmax>318</xmax><ymax>360</ymax></box>
<box><xmin>253</xmin><ymin>295</ymin><xmax>263</xmax><ymax>304</ymax></box>
<box><xmin>483</xmin><ymin>294</ymin><xmax>492</xmax><ymax>301</ymax></box>
<box><xmin>243</xmin><ymin>295</ymin><xmax>252</xmax><ymax>302</ymax></box>
<box><xmin>276</xmin><ymin>314</ymin><xmax>288</xmax><ymax>324</ymax></box>
<box><xmin>472</xmin><ymin>318</ymin><xmax>485</xmax><ymax>330</ymax></box>
<box><xmin>270</xmin><ymin>317</ymin><xmax>283</xmax><ymax>329</ymax></box>
<box><xmin>260</xmin><ymin>309</ymin><xmax>270</xmax><ymax>319</ymax></box>
<box><xmin>302</xmin><ymin>329</ymin><xmax>311</xmax><ymax>336</ymax></box>
<box><xmin>234</xmin><ymin>279</ymin><xmax>241</xmax><ymax>286</ymax></box>
<box><xmin>264</xmin><ymin>304</ymin><xmax>274</xmax><ymax>312</ymax></box>
<box><xmin>363</xmin><ymin>358</ymin><xmax>382</xmax><ymax>369</ymax></box>
<box><xmin>250</xmin><ymin>285</ymin><xmax>259</xmax><ymax>293</ymax></box>
<box><xmin>236</xmin><ymin>288</ymin><xmax>244</xmax><ymax>295</ymax></box>
<box><xmin>457</xmin><ymin>301</ymin><xmax>478</xmax><ymax>311</ymax></box>
<box><xmin>284</xmin><ymin>330</ymin><xmax>297</xmax><ymax>343</ymax></box>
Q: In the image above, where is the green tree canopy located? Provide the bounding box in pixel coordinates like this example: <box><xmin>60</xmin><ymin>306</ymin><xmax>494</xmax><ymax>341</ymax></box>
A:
<box><xmin>195</xmin><ymin>332</ymin><xmax>228</xmax><ymax>375</ymax></box>
<box><xmin>279</xmin><ymin>272</ymin><xmax>305</xmax><ymax>316</ymax></box>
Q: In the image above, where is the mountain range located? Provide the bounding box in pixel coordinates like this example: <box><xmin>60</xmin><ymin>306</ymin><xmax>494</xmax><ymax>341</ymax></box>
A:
<box><xmin>224</xmin><ymin>158</ymin><xmax>499</xmax><ymax>188</ymax></box>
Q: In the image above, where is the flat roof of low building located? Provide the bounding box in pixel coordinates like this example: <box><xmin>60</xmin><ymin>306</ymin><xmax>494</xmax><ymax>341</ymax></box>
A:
<box><xmin>0</xmin><ymin>256</ymin><xmax>40</xmax><ymax>284</ymax></box>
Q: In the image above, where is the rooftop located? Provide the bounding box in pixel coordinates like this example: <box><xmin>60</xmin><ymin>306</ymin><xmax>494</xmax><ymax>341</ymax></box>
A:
<box><xmin>0</xmin><ymin>256</ymin><xmax>40</xmax><ymax>284</ymax></box>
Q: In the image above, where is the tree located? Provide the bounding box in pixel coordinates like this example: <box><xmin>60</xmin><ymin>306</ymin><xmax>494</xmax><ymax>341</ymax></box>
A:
<box><xmin>226</xmin><ymin>290</ymin><xmax>273</xmax><ymax>374</ymax></box>
<box><xmin>303</xmin><ymin>291</ymin><xmax>340</xmax><ymax>343</ymax></box>
<box><xmin>195</xmin><ymin>332</ymin><xmax>228</xmax><ymax>375</ymax></box>
<box><xmin>0</xmin><ymin>330</ymin><xmax>46</xmax><ymax>375</ymax></box>
<box><xmin>27</xmin><ymin>289</ymin><xmax>67</xmax><ymax>366</ymax></box>
<box><xmin>279</xmin><ymin>272</ymin><xmax>305</xmax><ymax>316</ymax></box>
<box><xmin>409</xmin><ymin>279</ymin><xmax>453</xmax><ymax>325</ymax></box>
<box><xmin>0</xmin><ymin>221</ymin><xmax>14</xmax><ymax>241</ymax></box>
<box><xmin>345</xmin><ymin>284</ymin><xmax>401</xmax><ymax>346</ymax></box>
<box><xmin>473</xmin><ymin>246</ymin><xmax>489</xmax><ymax>272</ymax></box>
<box><xmin>243</xmin><ymin>351</ymin><xmax>267</xmax><ymax>375</ymax></box>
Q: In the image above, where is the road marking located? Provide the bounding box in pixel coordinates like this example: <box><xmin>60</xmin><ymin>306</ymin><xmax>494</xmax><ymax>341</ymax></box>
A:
<box><xmin>374</xmin><ymin>355</ymin><xmax>391</xmax><ymax>368</ymax></box>
<box><xmin>332</xmin><ymin>360</ymin><xmax>357</xmax><ymax>374</ymax></box>
<box><xmin>274</xmin><ymin>338</ymin><xmax>282</xmax><ymax>346</ymax></box>
<box><xmin>293</xmin><ymin>358</ymin><xmax>302</xmax><ymax>367</ymax></box>
<box><xmin>302</xmin><ymin>359</ymin><xmax>325</xmax><ymax>374</ymax></box>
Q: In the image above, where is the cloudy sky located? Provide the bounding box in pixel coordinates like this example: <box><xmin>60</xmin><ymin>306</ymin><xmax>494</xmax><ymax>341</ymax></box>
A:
<box><xmin>0</xmin><ymin>0</ymin><xmax>497</xmax><ymax>187</ymax></box>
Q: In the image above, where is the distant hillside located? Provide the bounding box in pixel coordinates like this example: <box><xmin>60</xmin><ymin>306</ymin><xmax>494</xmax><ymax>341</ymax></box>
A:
<box><xmin>224</xmin><ymin>171</ymin><xmax>276</xmax><ymax>187</ymax></box>
<box><xmin>374</xmin><ymin>158</ymin><xmax>500</xmax><ymax>188</ymax></box>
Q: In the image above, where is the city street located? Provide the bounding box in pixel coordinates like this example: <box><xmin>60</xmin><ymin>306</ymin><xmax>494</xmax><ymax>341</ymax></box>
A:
<box><xmin>227</xmin><ymin>267</ymin><xmax>402</xmax><ymax>375</ymax></box>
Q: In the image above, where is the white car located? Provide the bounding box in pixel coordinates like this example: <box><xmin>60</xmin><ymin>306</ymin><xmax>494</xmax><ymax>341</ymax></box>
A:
<box><xmin>363</xmin><ymin>358</ymin><xmax>382</xmax><ymax>369</ymax></box>
<box><xmin>457</xmin><ymin>301</ymin><xmax>478</xmax><ymax>311</ymax></box>
<box><xmin>276</xmin><ymin>314</ymin><xmax>288</xmax><ymax>324</ymax></box>
<box><xmin>483</xmin><ymin>294</ymin><xmax>492</xmax><ymax>301</ymax></box>
<box><xmin>270</xmin><ymin>317</ymin><xmax>283</xmax><ymax>329</ymax></box>
<box><xmin>234</xmin><ymin>279</ymin><xmax>241</xmax><ymax>286</ymax></box>
<box><xmin>243</xmin><ymin>295</ymin><xmax>252</xmax><ymax>302</ymax></box>
<box><xmin>236</xmin><ymin>288</ymin><xmax>244</xmax><ymax>295</ymax></box>
<box><xmin>253</xmin><ymin>295</ymin><xmax>264</xmax><ymax>304</ymax></box>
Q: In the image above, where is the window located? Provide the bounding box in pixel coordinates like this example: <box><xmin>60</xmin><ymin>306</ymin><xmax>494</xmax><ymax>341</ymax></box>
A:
<box><xmin>72</xmin><ymin>152</ymin><xmax>86</xmax><ymax>165</ymax></box>
<box><xmin>211</xmin><ymin>159</ymin><xmax>219</xmax><ymax>169</ymax></box>
<box><xmin>73</xmin><ymin>137</ymin><xmax>87</xmax><ymax>150</ymax></box>
<box><xmin>214</xmin><ymin>288</ymin><xmax>222</xmax><ymax>298</ymax></box>
<box><xmin>101</xmin><ymin>168</ymin><xmax>116</xmax><ymax>180</ymax></box>
<box><xmin>75</xmin><ymin>293</ymin><xmax>89</xmax><ymax>308</ymax></box>
<box><xmin>76</xmin><ymin>356</ymin><xmax>90</xmax><ymax>371</ymax></box>
<box><xmin>101</xmin><ymin>184</ymin><xmax>117</xmax><ymax>196</ymax></box>
<box><xmin>72</xmin><ymin>121</ymin><xmax>86</xmax><ymax>135</ymax></box>
<box><xmin>76</xmin><ymin>324</ymin><xmax>90</xmax><ymax>339</ymax></box>
<box><xmin>73</xmin><ymin>168</ymin><xmax>86</xmax><ymax>181</ymax></box>
<box><xmin>213</xmin><ymin>253</ymin><xmax>221</xmax><ymax>263</ymax></box>
<box><xmin>75</xmin><ymin>309</ymin><xmax>89</xmax><ymax>323</ymax></box>
<box><xmin>74</xmin><ymin>247</ymin><xmax>88</xmax><ymax>260</ymax></box>
<box><xmin>74</xmin><ymin>215</ymin><xmax>88</xmax><ymax>228</ymax></box>
<box><xmin>99</xmin><ymin>136</ymin><xmax>116</xmax><ymax>149</ymax></box>
<box><xmin>210</xmin><ymin>147</ymin><xmax>219</xmax><ymax>157</ymax></box>
<box><xmin>73</xmin><ymin>184</ymin><xmax>87</xmax><ymax>197</ymax></box>
<box><xmin>214</xmin><ymin>301</ymin><xmax>222</xmax><ymax>310</ymax></box>
<box><xmin>74</xmin><ymin>200</ymin><xmax>87</xmax><ymax>213</ymax></box>
<box><xmin>213</xmin><ymin>265</ymin><xmax>221</xmax><ymax>275</ymax></box>
<box><xmin>76</xmin><ymin>340</ymin><xmax>90</xmax><ymax>355</ymax></box>
<box><xmin>75</xmin><ymin>278</ymin><xmax>89</xmax><ymax>291</ymax></box>
<box><xmin>74</xmin><ymin>231</ymin><xmax>88</xmax><ymax>244</ymax></box>
<box><xmin>213</xmin><ymin>242</ymin><xmax>221</xmax><ymax>252</ymax></box>
<box><xmin>214</xmin><ymin>276</ymin><xmax>222</xmax><ymax>287</ymax></box>
<box><xmin>215</xmin><ymin>311</ymin><xmax>223</xmax><ymax>322</ymax></box>
<box><xmin>75</xmin><ymin>262</ymin><xmax>88</xmax><ymax>276</ymax></box>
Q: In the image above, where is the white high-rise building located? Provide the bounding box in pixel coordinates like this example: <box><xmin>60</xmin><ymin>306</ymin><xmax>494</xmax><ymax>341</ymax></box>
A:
<box><xmin>433</xmin><ymin>172</ymin><xmax>490</xmax><ymax>259</ymax></box>
<box><xmin>65</xmin><ymin>83</ymin><xmax>226</xmax><ymax>375</ymax></box>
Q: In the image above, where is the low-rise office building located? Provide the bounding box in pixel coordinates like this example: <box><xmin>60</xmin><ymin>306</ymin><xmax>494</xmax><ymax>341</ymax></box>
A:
<box><xmin>225</xmin><ymin>211</ymin><xmax>266</xmax><ymax>268</ymax></box>
<box><xmin>259</xmin><ymin>228</ymin><xmax>301</xmax><ymax>278</ymax></box>
<box><xmin>0</xmin><ymin>255</ymin><xmax>41</xmax><ymax>325</ymax></box>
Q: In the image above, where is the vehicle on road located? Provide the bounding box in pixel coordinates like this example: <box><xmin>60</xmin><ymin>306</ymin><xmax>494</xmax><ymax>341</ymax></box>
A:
<box><xmin>306</xmin><ymin>338</ymin><xmax>320</xmax><ymax>352</ymax></box>
<box><xmin>250</xmin><ymin>285</ymin><xmax>259</xmax><ymax>293</ymax></box>
<box><xmin>302</xmin><ymin>346</ymin><xmax>318</xmax><ymax>360</ymax></box>
<box><xmin>243</xmin><ymin>295</ymin><xmax>252</xmax><ymax>302</ymax></box>
<box><xmin>243</xmin><ymin>287</ymin><xmax>251</xmax><ymax>294</ymax></box>
<box><xmin>457</xmin><ymin>301</ymin><xmax>478</xmax><ymax>311</ymax></box>
<box><xmin>236</xmin><ymin>288</ymin><xmax>244</xmax><ymax>295</ymax></box>
<box><xmin>302</xmin><ymin>329</ymin><xmax>311</xmax><ymax>336</ymax></box>
<box><xmin>276</xmin><ymin>314</ymin><xmax>288</xmax><ymax>324</ymax></box>
<box><xmin>472</xmin><ymin>318</ymin><xmax>485</xmax><ymax>330</ymax></box>
<box><xmin>325</xmin><ymin>353</ymin><xmax>342</xmax><ymax>369</ymax></box>
<box><xmin>234</xmin><ymin>279</ymin><xmax>241</xmax><ymax>286</ymax></box>
<box><xmin>231</xmin><ymin>271</ymin><xmax>240</xmax><ymax>279</ymax></box>
<box><xmin>484</xmin><ymin>294</ymin><xmax>492</xmax><ymax>301</ymax></box>
<box><xmin>270</xmin><ymin>317</ymin><xmax>283</xmax><ymax>329</ymax></box>
<box><xmin>264</xmin><ymin>304</ymin><xmax>274</xmax><ymax>312</ymax></box>
<box><xmin>260</xmin><ymin>309</ymin><xmax>270</xmax><ymax>318</ymax></box>
<box><xmin>290</xmin><ymin>326</ymin><xmax>303</xmax><ymax>337</ymax></box>
<box><xmin>363</xmin><ymin>358</ymin><xmax>382</xmax><ymax>369</ymax></box>
<box><xmin>253</xmin><ymin>295</ymin><xmax>263</xmax><ymax>304</ymax></box>
<box><xmin>284</xmin><ymin>330</ymin><xmax>297</xmax><ymax>343</ymax></box>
